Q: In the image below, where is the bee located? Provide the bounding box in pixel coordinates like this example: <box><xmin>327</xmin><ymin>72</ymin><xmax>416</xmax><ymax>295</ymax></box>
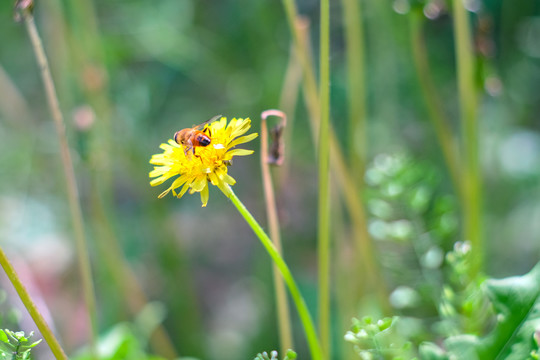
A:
<box><xmin>174</xmin><ymin>114</ymin><xmax>222</xmax><ymax>155</ymax></box>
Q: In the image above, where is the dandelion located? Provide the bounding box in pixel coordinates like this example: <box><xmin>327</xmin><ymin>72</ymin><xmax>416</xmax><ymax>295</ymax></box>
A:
<box><xmin>149</xmin><ymin>116</ymin><xmax>258</xmax><ymax>206</ymax></box>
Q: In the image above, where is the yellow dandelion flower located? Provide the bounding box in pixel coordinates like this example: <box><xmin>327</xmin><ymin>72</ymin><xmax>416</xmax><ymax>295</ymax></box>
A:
<box><xmin>149</xmin><ymin>117</ymin><xmax>258</xmax><ymax>207</ymax></box>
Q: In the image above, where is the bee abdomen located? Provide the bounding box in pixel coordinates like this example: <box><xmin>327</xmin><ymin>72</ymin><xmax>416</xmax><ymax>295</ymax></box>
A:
<box><xmin>197</xmin><ymin>133</ymin><xmax>211</xmax><ymax>146</ymax></box>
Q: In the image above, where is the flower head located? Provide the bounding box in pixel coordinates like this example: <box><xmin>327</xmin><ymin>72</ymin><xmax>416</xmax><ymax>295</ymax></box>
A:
<box><xmin>149</xmin><ymin>117</ymin><xmax>258</xmax><ymax>206</ymax></box>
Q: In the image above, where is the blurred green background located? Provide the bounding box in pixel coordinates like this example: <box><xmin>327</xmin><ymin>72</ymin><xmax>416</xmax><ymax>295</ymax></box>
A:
<box><xmin>1</xmin><ymin>0</ymin><xmax>540</xmax><ymax>359</ymax></box>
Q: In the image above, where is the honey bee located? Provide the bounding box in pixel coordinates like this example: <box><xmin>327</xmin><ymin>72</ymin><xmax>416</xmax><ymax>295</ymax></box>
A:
<box><xmin>174</xmin><ymin>114</ymin><xmax>222</xmax><ymax>155</ymax></box>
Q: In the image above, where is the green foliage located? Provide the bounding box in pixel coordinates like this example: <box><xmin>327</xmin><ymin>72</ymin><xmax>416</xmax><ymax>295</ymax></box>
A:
<box><xmin>436</xmin><ymin>241</ymin><xmax>492</xmax><ymax>337</ymax></box>
<box><xmin>0</xmin><ymin>330</ymin><xmax>41</xmax><ymax>360</ymax></box>
<box><xmin>253</xmin><ymin>349</ymin><xmax>296</xmax><ymax>360</ymax></box>
<box><xmin>347</xmin><ymin>261</ymin><xmax>540</xmax><ymax>360</ymax></box>
<box><xmin>72</xmin><ymin>323</ymin><xmax>167</xmax><ymax>360</ymax></box>
<box><xmin>344</xmin><ymin>317</ymin><xmax>416</xmax><ymax>359</ymax></box>
<box><xmin>421</xmin><ymin>262</ymin><xmax>540</xmax><ymax>359</ymax></box>
<box><xmin>366</xmin><ymin>154</ymin><xmax>459</xmax><ymax>321</ymax></box>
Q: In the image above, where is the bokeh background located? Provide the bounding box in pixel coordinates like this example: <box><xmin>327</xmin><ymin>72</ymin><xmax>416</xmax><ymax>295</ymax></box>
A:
<box><xmin>1</xmin><ymin>0</ymin><xmax>540</xmax><ymax>359</ymax></box>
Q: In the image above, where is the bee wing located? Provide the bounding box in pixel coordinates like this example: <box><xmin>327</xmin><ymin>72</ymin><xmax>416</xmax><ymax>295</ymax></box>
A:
<box><xmin>193</xmin><ymin>114</ymin><xmax>222</xmax><ymax>130</ymax></box>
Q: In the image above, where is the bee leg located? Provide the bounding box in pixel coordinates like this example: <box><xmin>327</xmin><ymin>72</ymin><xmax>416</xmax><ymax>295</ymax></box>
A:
<box><xmin>183</xmin><ymin>145</ymin><xmax>193</xmax><ymax>156</ymax></box>
<box><xmin>183</xmin><ymin>138</ymin><xmax>194</xmax><ymax>156</ymax></box>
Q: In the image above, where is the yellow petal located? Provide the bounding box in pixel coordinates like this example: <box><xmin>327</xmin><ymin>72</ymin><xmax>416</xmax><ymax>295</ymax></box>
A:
<box><xmin>158</xmin><ymin>188</ymin><xmax>171</xmax><ymax>198</ymax></box>
<box><xmin>226</xmin><ymin>149</ymin><xmax>254</xmax><ymax>157</ymax></box>
<box><xmin>228</xmin><ymin>133</ymin><xmax>258</xmax><ymax>148</ymax></box>
<box><xmin>191</xmin><ymin>176</ymin><xmax>207</xmax><ymax>192</ymax></box>
<box><xmin>177</xmin><ymin>181</ymin><xmax>191</xmax><ymax>199</ymax></box>
<box><xmin>200</xmin><ymin>183</ymin><xmax>209</xmax><ymax>207</ymax></box>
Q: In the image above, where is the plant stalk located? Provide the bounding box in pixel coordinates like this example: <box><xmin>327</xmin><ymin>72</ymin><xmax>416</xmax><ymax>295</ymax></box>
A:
<box><xmin>0</xmin><ymin>247</ymin><xmax>68</xmax><ymax>360</ymax></box>
<box><xmin>410</xmin><ymin>10</ymin><xmax>462</xmax><ymax>197</ymax></box>
<box><xmin>228</xmin><ymin>188</ymin><xmax>322</xmax><ymax>360</ymax></box>
<box><xmin>260</xmin><ymin>110</ymin><xmax>294</xmax><ymax>355</ymax></box>
<box><xmin>21</xmin><ymin>11</ymin><xmax>98</xmax><ymax>357</ymax></box>
<box><xmin>318</xmin><ymin>0</ymin><xmax>331</xmax><ymax>357</ymax></box>
<box><xmin>452</xmin><ymin>0</ymin><xmax>482</xmax><ymax>276</ymax></box>
<box><xmin>341</xmin><ymin>0</ymin><xmax>367</xmax><ymax>183</ymax></box>
<box><xmin>280</xmin><ymin>4</ymin><xmax>389</xmax><ymax>311</ymax></box>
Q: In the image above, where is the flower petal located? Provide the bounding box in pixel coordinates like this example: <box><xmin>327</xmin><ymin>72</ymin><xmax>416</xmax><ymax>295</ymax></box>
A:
<box><xmin>191</xmin><ymin>176</ymin><xmax>207</xmax><ymax>192</ymax></box>
<box><xmin>226</xmin><ymin>149</ymin><xmax>254</xmax><ymax>157</ymax></box>
<box><xmin>228</xmin><ymin>133</ymin><xmax>258</xmax><ymax>148</ymax></box>
<box><xmin>200</xmin><ymin>183</ymin><xmax>209</xmax><ymax>207</ymax></box>
<box><xmin>177</xmin><ymin>181</ymin><xmax>191</xmax><ymax>199</ymax></box>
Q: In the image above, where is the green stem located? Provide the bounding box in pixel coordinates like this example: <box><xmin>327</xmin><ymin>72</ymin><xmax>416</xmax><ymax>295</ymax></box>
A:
<box><xmin>228</xmin><ymin>188</ymin><xmax>322</xmax><ymax>360</ymax></box>
<box><xmin>409</xmin><ymin>10</ymin><xmax>462</xmax><ymax>198</ymax></box>
<box><xmin>341</xmin><ymin>0</ymin><xmax>367</xmax><ymax>183</ymax></box>
<box><xmin>21</xmin><ymin>11</ymin><xmax>98</xmax><ymax>357</ymax></box>
<box><xmin>260</xmin><ymin>111</ymin><xmax>294</xmax><ymax>355</ymax></box>
<box><xmin>318</xmin><ymin>0</ymin><xmax>331</xmax><ymax>358</ymax></box>
<box><xmin>281</xmin><ymin>4</ymin><xmax>389</xmax><ymax>311</ymax></box>
<box><xmin>452</xmin><ymin>0</ymin><xmax>482</xmax><ymax>276</ymax></box>
<box><xmin>0</xmin><ymin>247</ymin><xmax>68</xmax><ymax>360</ymax></box>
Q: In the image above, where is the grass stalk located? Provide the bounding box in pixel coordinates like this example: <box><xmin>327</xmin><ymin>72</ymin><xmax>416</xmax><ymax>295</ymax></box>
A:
<box><xmin>260</xmin><ymin>110</ymin><xmax>294</xmax><ymax>355</ymax></box>
<box><xmin>451</xmin><ymin>0</ymin><xmax>482</xmax><ymax>275</ymax></box>
<box><xmin>318</xmin><ymin>0</ymin><xmax>331</xmax><ymax>357</ymax></box>
<box><xmin>281</xmin><ymin>3</ymin><xmax>389</xmax><ymax>310</ymax></box>
<box><xmin>277</xmin><ymin>44</ymin><xmax>303</xmax><ymax>188</ymax></box>
<box><xmin>341</xmin><ymin>0</ymin><xmax>367</xmax><ymax>183</ymax></box>
<box><xmin>409</xmin><ymin>10</ymin><xmax>462</xmax><ymax>197</ymax></box>
<box><xmin>20</xmin><ymin>9</ymin><xmax>98</xmax><ymax>357</ymax></box>
<box><xmin>228</xmin><ymin>188</ymin><xmax>322</xmax><ymax>360</ymax></box>
<box><xmin>61</xmin><ymin>0</ymin><xmax>180</xmax><ymax>355</ymax></box>
<box><xmin>0</xmin><ymin>247</ymin><xmax>68</xmax><ymax>360</ymax></box>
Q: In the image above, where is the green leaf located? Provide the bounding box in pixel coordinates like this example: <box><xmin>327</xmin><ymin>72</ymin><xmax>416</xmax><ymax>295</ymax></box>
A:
<box><xmin>424</xmin><ymin>262</ymin><xmax>540</xmax><ymax>359</ymax></box>
<box><xmin>0</xmin><ymin>330</ymin><xmax>7</xmax><ymax>344</ymax></box>
<box><xmin>26</xmin><ymin>338</ymin><xmax>42</xmax><ymax>348</ymax></box>
<box><xmin>478</xmin><ymin>262</ymin><xmax>540</xmax><ymax>359</ymax></box>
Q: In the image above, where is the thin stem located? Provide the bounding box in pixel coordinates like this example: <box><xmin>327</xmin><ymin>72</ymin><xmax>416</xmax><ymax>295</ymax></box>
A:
<box><xmin>283</xmin><ymin>7</ymin><xmax>389</xmax><ymax>310</ymax></box>
<box><xmin>341</xmin><ymin>0</ymin><xmax>367</xmax><ymax>183</ymax></box>
<box><xmin>410</xmin><ymin>11</ymin><xmax>462</xmax><ymax>198</ymax></box>
<box><xmin>452</xmin><ymin>0</ymin><xmax>482</xmax><ymax>276</ymax></box>
<box><xmin>21</xmin><ymin>12</ymin><xmax>98</xmax><ymax>356</ymax></box>
<box><xmin>260</xmin><ymin>110</ymin><xmax>294</xmax><ymax>355</ymax></box>
<box><xmin>277</xmin><ymin>44</ymin><xmax>303</xmax><ymax>189</ymax></box>
<box><xmin>0</xmin><ymin>247</ymin><xmax>68</xmax><ymax>360</ymax></box>
<box><xmin>228</xmin><ymin>188</ymin><xmax>322</xmax><ymax>360</ymax></box>
<box><xmin>318</xmin><ymin>0</ymin><xmax>331</xmax><ymax>357</ymax></box>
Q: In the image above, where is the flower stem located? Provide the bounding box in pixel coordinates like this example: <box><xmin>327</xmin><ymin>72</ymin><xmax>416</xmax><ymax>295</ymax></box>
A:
<box><xmin>318</xmin><ymin>0</ymin><xmax>331</xmax><ymax>357</ymax></box>
<box><xmin>21</xmin><ymin>10</ymin><xmax>98</xmax><ymax>357</ymax></box>
<box><xmin>228</xmin><ymin>188</ymin><xmax>322</xmax><ymax>360</ymax></box>
<box><xmin>452</xmin><ymin>1</ymin><xmax>482</xmax><ymax>276</ymax></box>
<box><xmin>0</xmin><ymin>247</ymin><xmax>68</xmax><ymax>360</ymax></box>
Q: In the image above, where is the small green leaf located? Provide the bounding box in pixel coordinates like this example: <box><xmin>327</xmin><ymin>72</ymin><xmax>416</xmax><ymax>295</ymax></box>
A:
<box><xmin>285</xmin><ymin>349</ymin><xmax>297</xmax><ymax>360</ymax></box>
<box><xmin>26</xmin><ymin>338</ymin><xmax>42</xmax><ymax>348</ymax></box>
<box><xmin>6</xmin><ymin>330</ymin><xmax>18</xmax><ymax>343</ymax></box>
<box><xmin>0</xmin><ymin>330</ymin><xmax>7</xmax><ymax>344</ymax></box>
